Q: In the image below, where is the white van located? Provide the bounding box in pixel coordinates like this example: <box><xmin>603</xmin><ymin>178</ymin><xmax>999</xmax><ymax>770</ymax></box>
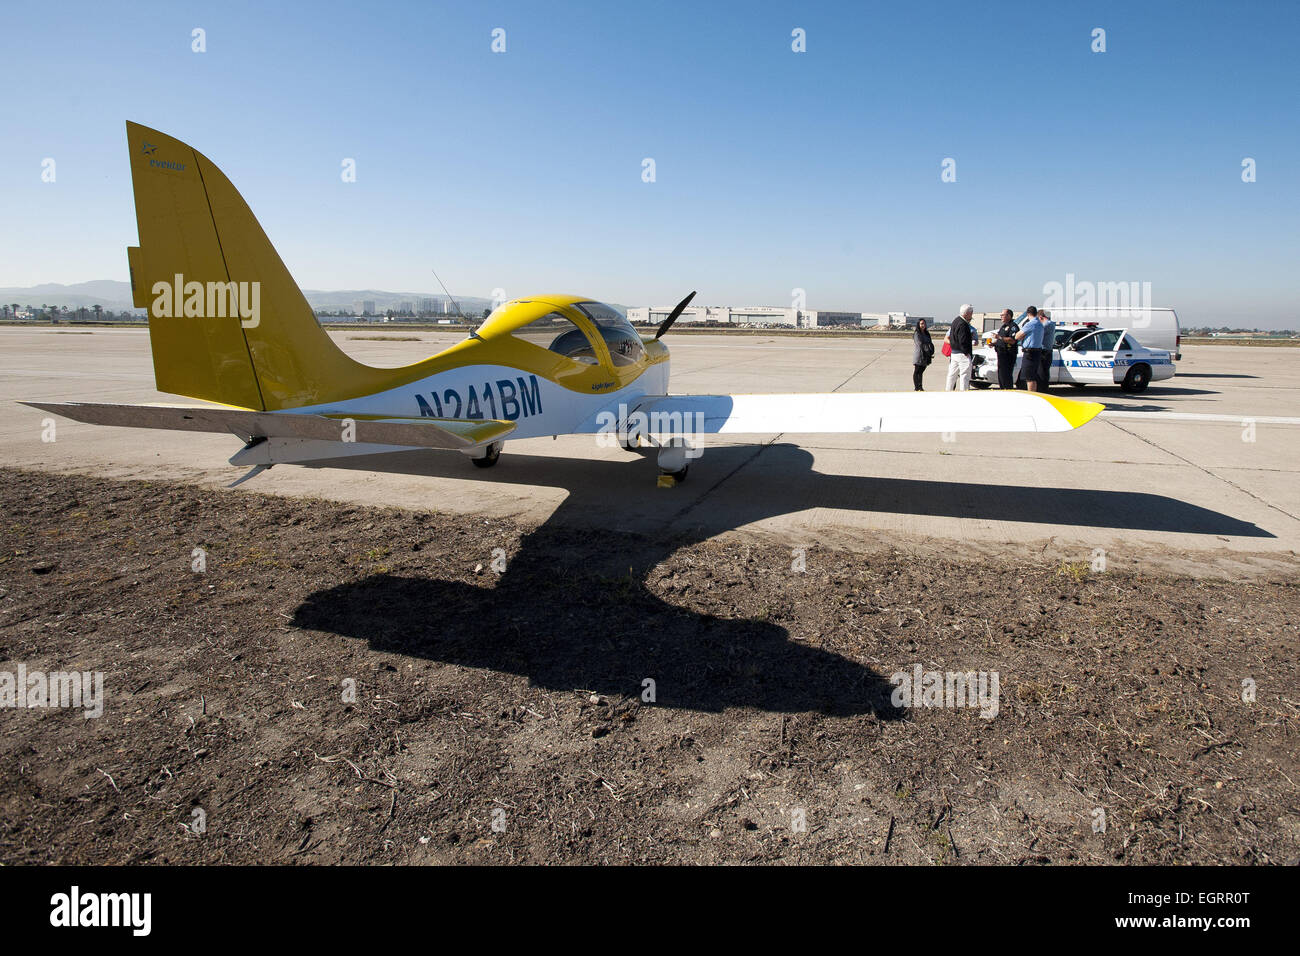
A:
<box><xmin>1042</xmin><ymin>307</ymin><xmax>1181</xmax><ymax>359</ymax></box>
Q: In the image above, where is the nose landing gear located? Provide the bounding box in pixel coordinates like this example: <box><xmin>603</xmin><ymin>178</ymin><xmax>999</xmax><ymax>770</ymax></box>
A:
<box><xmin>656</xmin><ymin>439</ymin><xmax>690</xmax><ymax>484</ymax></box>
<box><xmin>467</xmin><ymin>440</ymin><xmax>503</xmax><ymax>468</ymax></box>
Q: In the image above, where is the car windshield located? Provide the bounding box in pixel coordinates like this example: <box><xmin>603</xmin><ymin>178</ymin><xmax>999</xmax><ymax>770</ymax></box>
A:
<box><xmin>574</xmin><ymin>301</ymin><xmax>645</xmax><ymax>367</ymax></box>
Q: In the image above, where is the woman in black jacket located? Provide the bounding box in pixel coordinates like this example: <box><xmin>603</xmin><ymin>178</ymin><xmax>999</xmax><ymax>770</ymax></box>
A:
<box><xmin>911</xmin><ymin>319</ymin><xmax>934</xmax><ymax>390</ymax></box>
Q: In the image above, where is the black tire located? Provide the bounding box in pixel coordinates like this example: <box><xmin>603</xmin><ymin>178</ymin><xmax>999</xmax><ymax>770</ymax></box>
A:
<box><xmin>662</xmin><ymin>466</ymin><xmax>688</xmax><ymax>483</ymax></box>
<box><xmin>471</xmin><ymin>444</ymin><xmax>501</xmax><ymax>468</ymax></box>
<box><xmin>971</xmin><ymin>380</ymin><xmax>991</xmax><ymax>389</ymax></box>
<box><xmin>1121</xmin><ymin>364</ymin><xmax>1151</xmax><ymax>393</ymax></box>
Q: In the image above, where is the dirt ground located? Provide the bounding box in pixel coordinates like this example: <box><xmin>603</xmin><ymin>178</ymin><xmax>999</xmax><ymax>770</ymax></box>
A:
<box><xmin>0</xmin><ymin>467</ymin><xmax>1296</xmax><ymax>865</ymax></box>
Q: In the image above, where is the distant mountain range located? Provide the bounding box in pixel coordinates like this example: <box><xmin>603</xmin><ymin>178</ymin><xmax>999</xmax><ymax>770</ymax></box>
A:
<box><xmin>0</xmin><ymin>281</ymin><xmax>140</xmax><ymax>311</ymax></box>
<box><xmin>0</xmin><ymin>281</ymin><xmax>517</xmax><ymax>316</ymax></box>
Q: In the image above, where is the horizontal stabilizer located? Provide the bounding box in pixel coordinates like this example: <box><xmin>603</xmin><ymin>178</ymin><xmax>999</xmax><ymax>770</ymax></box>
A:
<box><xmin>626</xmin><ymin>391</ymin><xmax>1103</xmax><ymax>434</ymax></box>
<box><xmin>23</xmin><ymin>402</ymin><xmax>514</xmax><ymax>450</ymax></box>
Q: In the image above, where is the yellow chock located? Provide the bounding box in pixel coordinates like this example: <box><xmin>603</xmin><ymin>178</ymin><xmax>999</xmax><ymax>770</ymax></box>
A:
<box><xmin>657</xmin><ymin>474</ymin><xmax>677</xmax><ymax>488</ymax></box>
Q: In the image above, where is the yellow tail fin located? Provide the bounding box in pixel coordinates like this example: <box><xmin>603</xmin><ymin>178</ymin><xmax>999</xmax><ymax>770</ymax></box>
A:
<box><xmin>126</xmin><ymin>121</ymin><xmax>401</xmax><ymax>410</ymax></box>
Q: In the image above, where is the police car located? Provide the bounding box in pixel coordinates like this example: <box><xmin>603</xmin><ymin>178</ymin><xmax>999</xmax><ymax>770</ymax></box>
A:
<box><xmin>971</xmin><ymin>323</ymin><xmax>1176</xmax><ymax>393</ymax></box>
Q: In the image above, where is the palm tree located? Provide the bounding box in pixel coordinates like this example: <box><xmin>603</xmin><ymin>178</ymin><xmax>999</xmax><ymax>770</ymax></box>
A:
<box><xmin>92</xmin><ymin>304</ymin><xmax>103</xmax><ymax>322</ymax></box>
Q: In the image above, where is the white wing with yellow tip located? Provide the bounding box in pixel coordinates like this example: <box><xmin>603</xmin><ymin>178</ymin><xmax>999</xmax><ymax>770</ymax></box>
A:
<box><xmin>624</xmin><ymin>391</ymin><xmax>1102</xmax><ymax>435</ymax></box>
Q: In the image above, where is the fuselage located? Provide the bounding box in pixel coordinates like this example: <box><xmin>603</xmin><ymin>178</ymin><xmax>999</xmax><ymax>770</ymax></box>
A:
<box><xmin>290</xmin><ymin>295</ymin><xmax>670</xmax><ymax>439</ymax></box>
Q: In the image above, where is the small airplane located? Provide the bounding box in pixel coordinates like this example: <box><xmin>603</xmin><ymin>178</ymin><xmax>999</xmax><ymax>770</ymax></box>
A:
<box><xmin>27</xmin><ymin>122</ymin><xmax>1103</xmax><ymax>486</ymax></box>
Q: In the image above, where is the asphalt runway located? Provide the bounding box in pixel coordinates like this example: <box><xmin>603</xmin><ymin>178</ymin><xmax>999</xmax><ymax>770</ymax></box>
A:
<box><xmin>3</xmin><ymin>327</ymin><xmax>1297</xmax><ymax>579</ymax></box>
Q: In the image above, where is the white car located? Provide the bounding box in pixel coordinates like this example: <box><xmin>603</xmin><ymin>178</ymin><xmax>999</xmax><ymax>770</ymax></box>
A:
<box><xmin>971</xmin><ymin>325</ymin><xmax>1176</xmax><ymax>393</ymax></box>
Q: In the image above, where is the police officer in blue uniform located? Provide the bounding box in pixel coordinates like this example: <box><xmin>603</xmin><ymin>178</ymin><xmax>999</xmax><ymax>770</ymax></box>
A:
<box><xmin>1015</xmin><ymin>306</ymin><xmax>1045</xmax><ymax>392</ymax></box>
<box><xmin>1037</xmin><ymin>310</ymin><xmax>1056</xmax><ymax>391</ymax></box>
<box><xmin>993</xmin><ymin>308</ymin><xmax>1019</xmax><ymax>389</ymax></box>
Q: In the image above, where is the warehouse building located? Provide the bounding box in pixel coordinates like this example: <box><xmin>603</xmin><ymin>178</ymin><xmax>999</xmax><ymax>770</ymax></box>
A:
<box><xmin>627</xmin><ymin>305</ymin><xmax>802</xmax><ymax>328</ymax></box>
<box><xmin>627</xmin><ymin>306</ymin><xmax>933</xmax><ymax>330</ymax></box>
<box><xmin>809</xmin><ymin>311</ymin><xmax>866</xmax><ymax>328</ymax></box>
<box><xmin>861</xmin><ymin>312</ymin><xmax>934</xmax><ymax>329</ymax></box>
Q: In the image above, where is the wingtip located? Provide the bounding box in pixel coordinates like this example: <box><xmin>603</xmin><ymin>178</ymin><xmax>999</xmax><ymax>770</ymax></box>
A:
<box><xmin>1040</xmin><ymin>393</ymin><xmax>1105</xmax><ymax>429</ymax></box>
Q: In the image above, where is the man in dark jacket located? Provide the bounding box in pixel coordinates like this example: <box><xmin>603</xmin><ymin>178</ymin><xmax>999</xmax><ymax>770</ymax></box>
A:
<box><xmin>993</xmin><ymin>308</ymin><xmax>1019</xmax><ymax>389</ymax></box>
<box><xmin>944</xmin><ymin>304</ymin><xmax>975</xmax><ymax>391</ymax></box>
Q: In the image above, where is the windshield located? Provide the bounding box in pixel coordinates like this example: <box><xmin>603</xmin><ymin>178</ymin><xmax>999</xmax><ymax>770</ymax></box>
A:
<box><xmin>575</xmin><ymin>301</ymin><xmax>645</xmax><ymax>367</ymax></box>
<box><xmin>511</xmin><ymin>311</ymin><xmax>599</xmax><ymax>364</ymax></box>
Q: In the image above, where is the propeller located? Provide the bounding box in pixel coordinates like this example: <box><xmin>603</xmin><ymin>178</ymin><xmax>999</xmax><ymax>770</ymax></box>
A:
<box><xmin>654</xmin><ymin>290</ymin><xmax>697</xmax><ymax>339</ymax></box>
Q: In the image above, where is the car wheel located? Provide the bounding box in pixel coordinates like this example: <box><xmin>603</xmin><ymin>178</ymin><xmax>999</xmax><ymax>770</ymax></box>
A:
<box><xmin>1121</xmin><ymin>365</ymin><xmax>1151</xmax><ymax>393</ymax></box>
<box><xmin>971</xmin><ymin>380</ymin><xmax>991</xmax><ymax>389</ymax></box>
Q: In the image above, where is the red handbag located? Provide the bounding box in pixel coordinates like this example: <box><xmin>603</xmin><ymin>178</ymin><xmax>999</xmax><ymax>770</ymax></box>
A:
<box><xmin>941</xmin><ymin>341</ymin><xmax>952</xmax><ymax>358</ymax></box>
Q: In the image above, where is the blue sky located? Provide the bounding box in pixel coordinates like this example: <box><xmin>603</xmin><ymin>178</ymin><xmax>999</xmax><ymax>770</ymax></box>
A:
<box><xmin>2</xmin><ymin>0</ymin><xmax>1296</xmax><ymax>327</ymax></box>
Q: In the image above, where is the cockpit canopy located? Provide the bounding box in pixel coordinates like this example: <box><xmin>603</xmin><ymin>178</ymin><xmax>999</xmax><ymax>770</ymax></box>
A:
<box><xmin>509</xmin><ymin>310</ymin><xmax>599</xmax><ymax>363</ymax></box>
<box><xmin>487</xmin><ymin>298</ymin><xmax>645</xmax><ymax>368</ymax></box>
<box><xmin>572</xmin><ymin>301</ymin><xmax>645</xmax><ymax>366</ymax></box>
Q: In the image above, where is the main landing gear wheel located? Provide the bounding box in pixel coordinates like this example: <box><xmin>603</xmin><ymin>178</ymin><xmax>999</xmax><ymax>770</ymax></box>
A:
<box><xmin>1121</xmin><ymin>365</ymin><xmax>1151</xmax><ymax>393</ymax></box>
<box><xmin>661</xmin><ymin>465</ymin><xmax>688</xmax><ymax>483</ymax></box>
<box><xmin>470</xmin><ymin>441</ymin><xmax>503</xmax><ymax>468</ymax></box>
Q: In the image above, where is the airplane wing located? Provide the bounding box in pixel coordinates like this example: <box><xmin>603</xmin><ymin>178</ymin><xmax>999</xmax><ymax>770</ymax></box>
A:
<box><xmin>22</xmin><ymin>402</ymin><xmax>515</xmax><ymax>450</ymax></box>
<box><xmin>623</xmin><ymin>391</ymin><xmax>1102</xmax><ymax>434</ymax></box>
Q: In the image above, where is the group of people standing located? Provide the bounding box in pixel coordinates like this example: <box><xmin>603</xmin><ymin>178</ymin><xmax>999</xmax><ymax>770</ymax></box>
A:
<box><xmin>911</xmin><ymin>306</ymin><xmax>1056</xmax><ymax>392</ymax></box>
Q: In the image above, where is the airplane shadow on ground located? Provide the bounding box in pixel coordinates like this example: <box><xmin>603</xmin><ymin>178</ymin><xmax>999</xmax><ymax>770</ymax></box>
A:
<box><xmin>291</xmin><ymin>442</ymin><xmax>1271</xmax><ymax>714</ymax></box>
<box><xmin>295</xmin><ymin>566</ymin><xmax>903</xmax><ymax>717</ymax></box>
<box><xmin>1073</xmin><ymin>386</ymin><xmax>1219</xmax><ymax>399</ymax></box>
<box><xmin>1100</xmin><ymin>403</ymin><xmax>1169</xmax><ymax>412</ymax></box>
<box><xmin>1129</xmin><ymin>386</ymin><xmax>1219</xmax><ymax>397</ymax></box>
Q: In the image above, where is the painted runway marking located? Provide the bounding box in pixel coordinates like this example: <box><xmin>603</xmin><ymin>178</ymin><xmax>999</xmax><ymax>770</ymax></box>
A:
<box><xmin>662</xmin><ymin>342</ymin><xmax>893</xmax><ymax>351</ymax></box>
<box><xmin>1102</xmin><ymin>410</ymin><xmax>1300</xmax><ymax>425</ymax></box>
